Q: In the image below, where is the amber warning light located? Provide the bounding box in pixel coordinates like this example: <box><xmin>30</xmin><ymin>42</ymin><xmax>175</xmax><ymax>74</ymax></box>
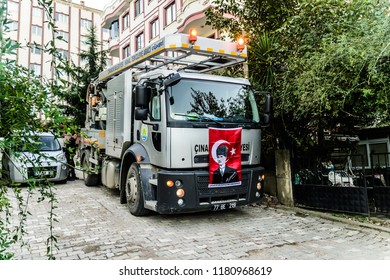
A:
<box><xmin>237</xmin><ymin>37</ymin><xmax>245</xmax><ymax>51</ymax></box>
<box><xmin>189</xmin><ymin>28</ymin><xmax>198</xmax><ymax>44</ymax></box>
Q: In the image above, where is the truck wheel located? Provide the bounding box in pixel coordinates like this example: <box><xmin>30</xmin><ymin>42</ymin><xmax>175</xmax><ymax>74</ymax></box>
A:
<box><xmin>120</xmin><ymin>181</ymin><xmax>126</xmax><ymax>204</ymax></box>
<box><xmin>125</xmin><ymin>163</ymin><xmax>149</xmax><ymax>216</ymax></box>
<box><xmin>82</xmin><ymin>150</ymin><xmax>99</xmax><ymax>187</ymax></box>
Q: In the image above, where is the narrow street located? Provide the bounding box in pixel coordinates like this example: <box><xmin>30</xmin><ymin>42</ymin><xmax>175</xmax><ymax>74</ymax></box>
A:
<box><xmin>9</xmin><ymin>180</ymin><xmax>390</xmax><ymax>260</ymax></box>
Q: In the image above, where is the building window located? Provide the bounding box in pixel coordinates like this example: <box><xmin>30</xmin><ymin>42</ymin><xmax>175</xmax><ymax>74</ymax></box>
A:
<box><xmin>80</xmin><ymin>35</ymin><xmax>88</xmax><ymax>46</ymax></box>
<box><xmin>135</xmin><ymin>33</ymin><xmax>144</xmax><ymax>51</ymax></box>
<box><xmin>81</xmin><ymin>18</ymin><xmax>92</xmax><ymax>29</ymax></box>
<box><xmin>150</xmin><ymin>18</ymin><xmax>159</xmax><ymax>39</ymax></box>
<box><xmin>123</xmin><ymin>45</ymin><xmax>130</xmax><ymax>59</ymax></box>
<box><xmin>58</xmin><ymin>49</ymin><xmax>69</xmax><ymax>60</ymax></box>
<box><xmin>110</xmin><ymin>20</ymin><xmax>119</xmax><ymax>39</ymax></box>
<box><xmin>57</xmin><ymin>69</ymin><xmax>68</xmax><ymax>80</ymax></box>
<box><xmin>135</xmin><ymin>0</ymin><xmax>143</xmax><ymax>17</ymax></box>
<box><xmin>30</xmin><ymin>44</ymin><xmax>41</xmax><ymax>55</ymax></box>
<box><xmin>8</xmin><ymin>1</ymin><xmax>19</xmax><ymax>14</ymax></box>
<box><xmin>32</xmin><ymin>7</ymin><xmax>43</xmax><ymax>19</ymax></box>
<box><xmin>55</xmin><ymin>31</ymin><xmax>69</xmax><ymax>42</ymax></box>
<box><xmin>353</xmin><ymin>144</ymin><xmax>369</xmax><ymax>167</ymax></box>
<box><xmin>370</xmin><ymin>143</ymin><xmax>389</xmax><ymax>168</ymax></box>
<box><xmin>6</xmin><ymin>21</ymin><xmax>18</xmax><ymax>32</ymax></box>
<box><xmin>122</xmin><ymin>13</ymin><xmax>129</xmax><ymax>31</ymax></box>
<box><xmin>29</xmin><ymin>63</ymin><xmax>41</xmax><ymax>75</ymax></box>
<box><xmin>165</xmin><ymin>2</ymin><xmax>176</xmax><ymax>26</ymax></box>
<box><xmin>31</xmin><ymin>25</ymin><xmax>42</xmax><ymax>37</ymax></box>
<box><xmin>55</xmin><ymin>13</ymin><xmax>69</xmax><ymax>24</ymax></box>
<box><xmin>353</xmin><ymin>139</ymin><xmax>390</xmax><ymax>168</ymax></box>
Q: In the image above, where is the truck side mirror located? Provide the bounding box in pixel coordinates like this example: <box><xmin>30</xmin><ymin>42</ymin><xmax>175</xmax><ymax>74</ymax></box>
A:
<box><xmin>135</xmin><ymin>85</ymin><xmax>151</xmax><ymax>120</ymax></box>
<box><xmin>135</xmin><ymin>85</ymin><xmax>151</xmax><ymax>107</ymax></box>
<box><xmin>135</xmin><ymin>108</ymin><xmax>148</xmax><ymax>121</ymax></box>
<box><xmin>163</xmin><ymin>73</ymin><xmax>181</xmax><ymax>88</ymax></box>
<box><xmin>262</xmin><ymin>95</ymin><xmax>273</xmax><ymax>126</ymax></box>
<box><xmin>262</xmin><ymin>114</ymin><xmax>271</xmax><ymax>126</ymax></box>
<box><xmin>265</xmin><ymin>95</ymin><xmax>272</xmax><ymax>114</ymax></box>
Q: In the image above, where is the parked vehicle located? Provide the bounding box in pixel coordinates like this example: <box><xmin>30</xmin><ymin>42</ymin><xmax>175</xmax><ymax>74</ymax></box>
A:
<box><xmin>76</xmin><ymin>31</ymin><xmax>272</xmax><ymax>215</ymax></box>
<box><xmin>1</xmin><ymin>132</ymin><xmax>68</xmax><ymax>183</ymax></box>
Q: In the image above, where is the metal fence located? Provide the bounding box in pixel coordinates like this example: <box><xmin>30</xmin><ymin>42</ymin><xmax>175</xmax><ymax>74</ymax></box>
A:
<box><xmin>369</xmin><ymin>152</ymin><xmax>390</xmax><ymax>214</ymax></box>
<box><xmin>292</xmin><ymin>153</ymin><xmax>390</xmax><ymax>216</ymax></box>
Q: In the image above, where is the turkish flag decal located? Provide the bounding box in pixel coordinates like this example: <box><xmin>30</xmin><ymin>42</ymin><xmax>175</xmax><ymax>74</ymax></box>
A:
<box><xmin>209</xmin><ymin>127</ymin><xmax>242</xmax><ymax>188</ymax></box>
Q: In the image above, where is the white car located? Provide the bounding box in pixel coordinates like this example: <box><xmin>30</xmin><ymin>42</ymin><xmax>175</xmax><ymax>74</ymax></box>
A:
<box><xmin>2</xmin><ymin>132</ymin><xmax>68</xmax><ymax>184</ymax></box>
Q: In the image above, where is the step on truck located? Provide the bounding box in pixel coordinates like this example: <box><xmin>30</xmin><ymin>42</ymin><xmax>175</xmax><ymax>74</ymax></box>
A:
<box><xmin>76</xmin><ymin>31</ymin><xmax>272</xmax><ymax>216</ymax></box>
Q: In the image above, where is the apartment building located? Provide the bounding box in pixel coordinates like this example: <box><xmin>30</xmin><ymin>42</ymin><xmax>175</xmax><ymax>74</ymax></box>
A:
<box><xmin>4</xmin><ymin>0</ymin><xmax>106</xmax><ymax>80</ymax></box>
<box><xmin>4</xmin><ymin>0</ymin><xmax>218</xmax><ymax>79</ymax></box>
<box><xmin>101</xmin><ymin>0</ymin><xmax>217</xmax><ymax>62</ymax></box>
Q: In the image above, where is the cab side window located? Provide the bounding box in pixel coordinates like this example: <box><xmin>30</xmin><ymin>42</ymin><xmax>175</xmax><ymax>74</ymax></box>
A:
<box><xmin>149</xmin><ymin>84</ymin><xmax>160</xmax><ymax>121</ymax></box>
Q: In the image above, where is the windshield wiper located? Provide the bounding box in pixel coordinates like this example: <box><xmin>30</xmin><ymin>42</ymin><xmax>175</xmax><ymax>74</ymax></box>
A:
<box><xmin>174</xmin><ymin>113</ymin><xmax>224</xmax><ymax>127</ymax></box>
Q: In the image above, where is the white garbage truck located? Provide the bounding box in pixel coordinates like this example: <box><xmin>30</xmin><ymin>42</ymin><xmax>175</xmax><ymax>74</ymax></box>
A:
<box><xmin>76</xmin><ymin>31</ymin><xmax>272</xmax><ymax>216</ymax></box>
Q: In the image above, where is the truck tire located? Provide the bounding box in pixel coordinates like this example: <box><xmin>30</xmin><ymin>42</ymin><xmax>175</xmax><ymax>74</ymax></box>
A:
<box><xmin>125</xmin><ymin>163</ymin><xmax>150</xmax><ymax>216</ymax></box>
<box><xmin>120</xmin><ymin>182</ymin><xmax>127</xmax><ymax>204</ymax></box>
<box><xmin>82</xmin><ymin>150</ymin><xmax>100</xmax><ymax>187</ymax></box>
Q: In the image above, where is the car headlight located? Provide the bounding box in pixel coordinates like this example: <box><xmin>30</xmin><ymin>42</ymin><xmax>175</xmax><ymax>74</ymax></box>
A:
<box><xmin>12</xmin><ymin>154</ymin><xmax>27</xmax><ymax>167</ymax></box>
<box><xmin>56</xmin><ymin>153</ymin><xmax>66</xmax><ymax>161</ymax></box>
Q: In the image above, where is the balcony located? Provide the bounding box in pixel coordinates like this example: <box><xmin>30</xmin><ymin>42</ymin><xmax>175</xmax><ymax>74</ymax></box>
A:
<box><xmin>108</xmin><ymin>36</ymin><xmax>120</xmax><ymax>58</ymax></box>
<box><xmin>176</xmin><ymin>0</ymin><xmax>214</xmax><ymax>36</ymax></box>
<box><xmin>102</xmin><ymin>0</ymin><xmax>130</xmax><ymax>29</ymax></box>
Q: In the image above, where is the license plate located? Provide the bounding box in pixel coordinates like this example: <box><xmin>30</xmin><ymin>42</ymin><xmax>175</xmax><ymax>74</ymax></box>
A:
<box><xmin>35</xmin><ymin>171</ymin><xmax>52</xmax><ymax>176</ymax></box>
<box><xmin>212</xmin><ymin>202</ymin><xmax>237</xmax><ymax>211</ymax></box>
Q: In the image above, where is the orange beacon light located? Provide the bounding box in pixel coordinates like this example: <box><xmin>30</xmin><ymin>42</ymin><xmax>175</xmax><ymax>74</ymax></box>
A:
<box><xmin>237</xmin><ymin>37</ymin><xmax>245</xmax><ymax>51</ymax></box>
<box><xmin>189</xmin><ymin>28</ymin><xmax>198</xmax><ymax>44</ymax></box>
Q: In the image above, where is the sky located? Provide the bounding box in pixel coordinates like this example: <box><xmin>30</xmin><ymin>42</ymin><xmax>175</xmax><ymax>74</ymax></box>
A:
<box><xmin>80</xmin><ymin>0</ymin><xmax>113</xmax><ymax>11</ymax></box>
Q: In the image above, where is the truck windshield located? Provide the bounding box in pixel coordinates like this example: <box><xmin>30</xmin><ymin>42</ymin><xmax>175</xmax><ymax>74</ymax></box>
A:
<box><xmin>167</xmin><ymin>78</ymin><xmax>260</xmax><ymax>124</ymax></box>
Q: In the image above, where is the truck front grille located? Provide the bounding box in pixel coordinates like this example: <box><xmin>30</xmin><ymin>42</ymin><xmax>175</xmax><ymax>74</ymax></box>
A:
<box><xmin>196</xmin><ymin>172</ymin><xmax>250</xmax><ymax>204</ymax></box>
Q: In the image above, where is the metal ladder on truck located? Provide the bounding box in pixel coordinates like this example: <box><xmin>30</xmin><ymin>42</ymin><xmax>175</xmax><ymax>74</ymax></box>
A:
<box><xmin>98</xmin><ymin>31</ymin><xmax>248</xmax><ymax>83</ymax></box>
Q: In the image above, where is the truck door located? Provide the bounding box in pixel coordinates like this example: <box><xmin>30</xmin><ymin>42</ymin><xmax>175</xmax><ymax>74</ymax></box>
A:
<box><xmin>137</xmin><ymin>81</ymin><xmax>167</xmax><ymax>167</ymax></box>
<box><xmin>150</xmin><ymin>85</ymin><xmax>162</xmax><ymax>152</ymax></box>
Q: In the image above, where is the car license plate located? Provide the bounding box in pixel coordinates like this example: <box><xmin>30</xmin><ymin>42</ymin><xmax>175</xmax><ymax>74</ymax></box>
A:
<box><xmin>212</xmin><ymin>202</ymin><xmax>237</xmax><ymax>211</ymax></box>
<box><xmin>35</xmin><ymin>170</ymin><xmax>52</xmax><ymax>176</ymax></box>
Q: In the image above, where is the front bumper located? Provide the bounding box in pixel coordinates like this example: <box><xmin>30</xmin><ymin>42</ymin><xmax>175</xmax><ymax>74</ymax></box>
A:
<box><xmin>155</xmin><ymin>166</ymin><xmax>265</xmax><ymax>214</ymax></box>
<box><xmin>9</xmin><ymin>162</ymin><xmax>68</xmax><ymax>183</ymax></box>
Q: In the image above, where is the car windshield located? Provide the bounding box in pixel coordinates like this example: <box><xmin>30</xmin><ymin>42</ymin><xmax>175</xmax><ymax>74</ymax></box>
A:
<box><xmin>17</xmin><ymin>135</ymin><xmax>61</xmax><ymax>152</ymax></box>
<box><xmin>167</xmin><ymin>78</ymin><xmax>260</xmax><ymax>123</ymax></box>
<box><xmin>37</xmin><ymin>136</ymin><xmax>61</xmax><ymax>151</ymax></box>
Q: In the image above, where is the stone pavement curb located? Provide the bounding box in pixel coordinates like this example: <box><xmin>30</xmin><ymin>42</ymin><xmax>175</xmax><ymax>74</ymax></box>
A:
<box><xmin>274</xmin><ymin>204</ymin><xmax>390</xmax><ymax>234</ymax></box>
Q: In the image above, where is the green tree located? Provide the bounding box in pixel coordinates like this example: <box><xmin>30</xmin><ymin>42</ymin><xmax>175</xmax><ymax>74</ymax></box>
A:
<box><xmin>275</xmin><ymin>0</ymin><xmax>390</xmax><ymax>154</ymax></box>
<box><xmin>205</xmin><ymin>0</ymin><xmax>297</xmax><ymax>91</ymax></box>
<box><xmin>205</xmin><ymin>0</ymin><xmax>299</xmax><ymax>163</ymax></box>
<box><xmin>1</xmin><ymin>0</ymin><xmax>70</xmax><ymax>259</ymax></box>
<box><xmin>206</xmin><ymin>0</ymin><xmax>390</xmax><ymax>159</ymax></box>
<box><xmin>60</xmin><ymin>26</ymin><xmax>107</xmax><ymax>128</ymax></box>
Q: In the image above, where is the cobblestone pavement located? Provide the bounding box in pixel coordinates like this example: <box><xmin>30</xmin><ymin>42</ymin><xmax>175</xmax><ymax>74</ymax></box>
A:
<box><xmin>10</xmin><ymin>180</ymin><xmax>390</xmax><ymax>260</ymax></box>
